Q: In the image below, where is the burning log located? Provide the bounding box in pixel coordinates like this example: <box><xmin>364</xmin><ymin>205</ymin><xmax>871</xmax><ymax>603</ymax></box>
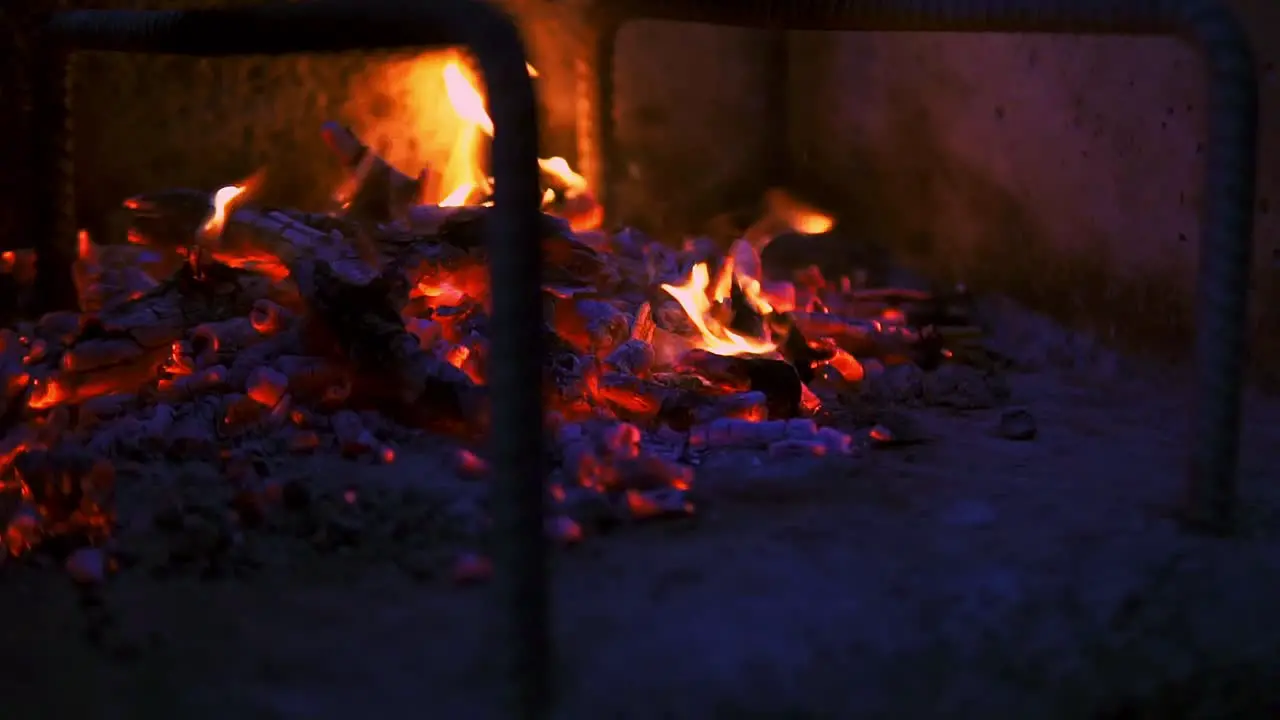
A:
<box><xmin>321</xmin><ymin>121</ymin><xmax>424</xmax><ymax>223</ymax></box>
<box><xmin>291</xmin><ymin>257</ymin><xmax>482</xmax><ymax>429</ymax></box>
<box><xmin>190</xmin><ymin>317</ymin><xmax>263</xmax><ymax>361</ymax></box>
<box><xmin>73</xmin><ymin>232</ymin><xmax>161</xmax><ymax>313</ymax></box>
<box><xmin>603</xmin><ymin>339</ymin><xmax>655</xmax><ymax>377</ymax></box>
<box><xmin>551</xmin><ymin>298</ymin><xmax>631</xmax><ymax>359</ymax></box>
<box><xmin>433</xmin><ymin>207</ymin><xmax>605</xmax><ymax>291</ymax></box>
<box><xmin>1</xmin><ymin>159</ymin><xmax>990</xmax><ymax>573</ymax></box>
<box><xmin>593</xmin><ymin>373</ymin><xmax>671</xmax><ymax>425</ymax></box>
<box><xmin>674</xmin><ymin>350</ymin><xmax>803</xmax><ymax>420</ymax></box>
<box><xmin>691</xmin><ymin>390</ymin><xmax>768</xmax><ymax>425</ymax></box>
<box><xmin>250</xmin><ymin>299</ymin><xmax>292</xmax><ymax>335</ymax></box>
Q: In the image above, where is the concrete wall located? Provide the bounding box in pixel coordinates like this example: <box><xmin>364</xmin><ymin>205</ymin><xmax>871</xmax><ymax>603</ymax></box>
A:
<box><xmin>781</xmin><ymin>0</ymin><xmax>1280</xmax><ymax>373</ymax></box>
<box><xmin>609</xmin><ymin>23</ymin><xmax>772</xmax><ymax>233</ymax></box>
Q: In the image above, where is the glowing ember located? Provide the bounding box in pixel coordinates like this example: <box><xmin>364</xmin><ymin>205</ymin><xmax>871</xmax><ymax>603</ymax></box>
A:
<box><xmin>0</xmin><ymin>50</ymin><xmax>975</xmax><ymax>576</ymax></box>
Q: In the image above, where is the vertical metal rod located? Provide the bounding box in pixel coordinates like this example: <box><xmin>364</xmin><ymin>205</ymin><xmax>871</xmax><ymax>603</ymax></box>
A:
<box><xmin>30</xmin><ymin>34</ymin><xmax>76</xmax><ymax>315</ymax></box>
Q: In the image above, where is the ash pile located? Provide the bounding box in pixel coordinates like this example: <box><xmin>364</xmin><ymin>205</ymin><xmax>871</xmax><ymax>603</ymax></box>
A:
<box><xmin>0</xmin><ymin>124</ymin><xmax>1014</xmax><ymax>586</ymax></box>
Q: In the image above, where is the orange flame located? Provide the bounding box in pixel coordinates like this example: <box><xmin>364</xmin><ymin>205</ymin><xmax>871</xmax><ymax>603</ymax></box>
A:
<box><xmin>765</xmin><ymin>188</ymin><xmax>835</xmax><ymax>235</ymax></box>
<box><xmin>201</xmin><ymin>185</ymin><xmax>248</xmax><ymax>239</ymax></box>
<box><xmin>429</xmin><ymin>55</ymin><xmax>598</xmax><ymax>229</ymax></box>
<box><xmin>660</xmin><ymin>263</ymin><xmax>776</xmax><ymax>356</ymax></box>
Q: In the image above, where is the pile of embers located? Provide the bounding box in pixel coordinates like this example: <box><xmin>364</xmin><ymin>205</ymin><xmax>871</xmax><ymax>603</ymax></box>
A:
<box><xmin>0</xmin><ymin>124</ymin><xmax>1012</xmax><ymax>584</ymax></box>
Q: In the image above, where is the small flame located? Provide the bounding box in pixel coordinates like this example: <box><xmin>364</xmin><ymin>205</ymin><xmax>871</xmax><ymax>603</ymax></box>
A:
<box><xmin>765</xmin><ymin>188</ymin><xmax>836</xmax><ymax>236</ymax></box>
<box><xmin>661</xmin><ymin>263</ymin><xmax>776</xmax><ymax>356</ymax></box>
<box><xmin>789</xmin><ymin>210</ymin><xmax>835</xmax><ymax>235</ymax></box>
<box><xmin>538</xmin><ymin>157</ymin><xmax>588</xmax><ymax>197</ymax></box>
<box><xmin>201</xmin><ymin>185</ymin><xmax>248</xmax><ymax>239</ymax></box>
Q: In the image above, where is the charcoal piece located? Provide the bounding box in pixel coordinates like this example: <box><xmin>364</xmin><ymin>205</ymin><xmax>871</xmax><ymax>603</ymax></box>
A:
<box><xmin>672</xmin><ymin>351</ymin><xmax>802</xmax><ymax>420</ymax></box>
<box><xmin>603</xmin><ymin>339</ymin><xmax>655</xmax><ymax>377</ymax></box>
<box><xmin>320</xmin><ymin>122</ymin><xmax>424</xmax><ymax>223</ymax></box>
<box><xmin>90</xmin><ymin>262</ymin><xmax>273</xmax><ymax>349</ymax></box>
<box><xmin>727</xmin><ymin>278</ymin><xmax>766</xmax><ymax>340</ymax></box>
<box><xmin>594</xmin><ymin>373</ymin><xmax>670</xmax><ymax>425</ymax></box>
<box><xmin>434</xmin><ymin>206</ymin><xmax>603</xmax><ymax>288</ymax></box>
<box><xmin>673</xmin><ymin>349</ymin><xmax>753</xmax><ymax>392</ymax></box>
<box><xmin>768</xmin><ymin>312</ymin><xmax>821</xmax><ymax>384</ymax></box>
<box><xmin>10</xmin><ymin>445</ymin><xmax>115</xmax><ymax>559</ymax></box>
<box><xmin>551</xmin><ymin>297</ymin><xmax>629</xmax><ymax>358</ymax></box>
<box><xmin>741</xmin><ymin>357</ymin><xmax>803</xmax><ymax>420</ymax></box>
<box><xmin>690</xmin><ymin>391</ymin><xmax>767</xmax><ymax>425</ymax></box>
<box><xmin>20</xmin><ymin>263</ymin><xmax>273</xmax><ymax>411</ymax></box>
<box><xmin>912</xmin><ymin>326</ymin><xmax>948</xmax><ymax>371</ymax></box>
<box><xmin>122</xmin><ymin>187</ymin><xmax>212</xmax><ymax>250</ymax></box>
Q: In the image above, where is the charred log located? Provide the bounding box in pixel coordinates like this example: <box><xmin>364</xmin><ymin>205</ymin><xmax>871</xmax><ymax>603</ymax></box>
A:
<box><xmin>292</xmin><ymin>258</ymin><xmax>480</xmax><ymax>430</ymax></box>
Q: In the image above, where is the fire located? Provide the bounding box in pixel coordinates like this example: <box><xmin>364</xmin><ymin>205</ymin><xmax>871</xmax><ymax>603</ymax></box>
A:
<box><xmin>766</xmin><ymin>188</ymin><xmax>835</xmax><ymax>236</ymax></box>
<box><xmin>538</xmin><ymin>156</ymin><xmax>588</xmax><ymax>196</ymax></box>
<box><xmin>661</xmin><ymin>263</ymin><xmax>777</xmax><ymax>357</ymax></box>
<box><xmin>201</xmin><ymin>184</ymin><xmax>249</xmax><ymax>239</ymax></box>
<box><xmin>443</xmin><ymin>62</ymin><xmax>494</xmax><ymax>136</ymax></box>
<box><xmin>437</xmin><ymin>59</ymin><xmax>494</xmax><ymax>207</ymax></box>
<box><xmin>422</xmin><ymin>53</ymin><xmax>600</xmax><ymax>230</ymax></box>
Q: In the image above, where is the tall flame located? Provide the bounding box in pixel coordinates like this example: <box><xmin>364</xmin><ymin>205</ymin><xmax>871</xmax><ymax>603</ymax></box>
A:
<box><xmin>432</xmin><ymin>55</ymin><xmax>597</xmax><ymax>229</ymax></box>
<box><xmin>434</xmin><ymin>60</ymin><xmax>489</xmax><ymax>207</ymax></box>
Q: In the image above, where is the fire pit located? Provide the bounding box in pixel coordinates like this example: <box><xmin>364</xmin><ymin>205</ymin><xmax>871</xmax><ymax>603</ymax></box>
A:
<box><xmin>3</xmin><ymin>34</ymin><xmax>971</xmax><ymax>568</ymax></box>
<box><xmin>0</xmin><ymin>0</ymin><xmax>1262</xmax><ymax>717</ymax></box>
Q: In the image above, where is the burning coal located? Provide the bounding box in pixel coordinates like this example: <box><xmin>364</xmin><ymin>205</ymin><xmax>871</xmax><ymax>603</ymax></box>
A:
<box><xmin>0</xmin><ymin>50</ymin><xmax>998</xmax><ymax>585</ymax></box>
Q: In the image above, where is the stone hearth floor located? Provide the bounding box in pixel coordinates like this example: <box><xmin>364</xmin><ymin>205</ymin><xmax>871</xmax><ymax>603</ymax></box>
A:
<box><xmin>4</xmin><ymin>364</ymin><xmax>1280</xmax><ymax>719</ymax></box>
